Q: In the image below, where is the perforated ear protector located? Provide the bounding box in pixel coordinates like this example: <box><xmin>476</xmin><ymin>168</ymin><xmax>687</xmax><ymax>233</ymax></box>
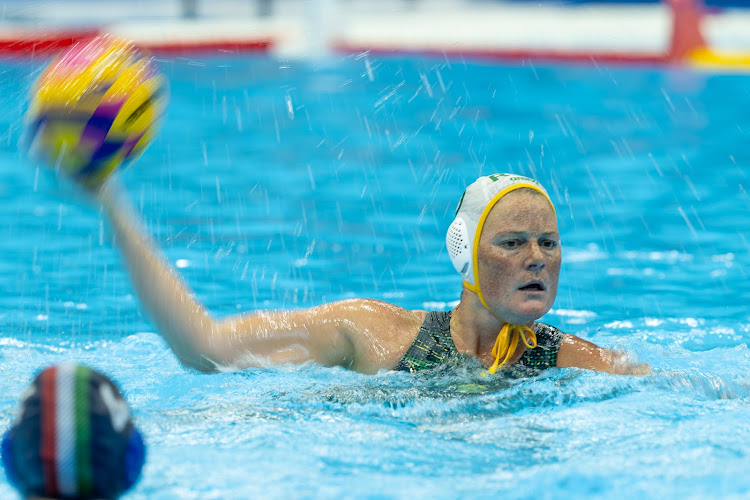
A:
<box><xmin>447</xmin><ymin>216</ymin><xmax>471</xmax><ymax>277</ymax></box>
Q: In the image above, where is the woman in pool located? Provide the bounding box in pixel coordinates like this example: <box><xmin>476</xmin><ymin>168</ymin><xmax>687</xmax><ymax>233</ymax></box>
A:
<box><xmin>95</xmin><ymin>172</ymin><xmax>649</xmax><ymax>376</ymax></box>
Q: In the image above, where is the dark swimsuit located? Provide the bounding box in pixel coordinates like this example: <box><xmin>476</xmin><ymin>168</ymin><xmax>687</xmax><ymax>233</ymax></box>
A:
<box><xmin>394</xmin><ymin>310</ymin><xmax>565</xmax><ymax>373</ymax></box>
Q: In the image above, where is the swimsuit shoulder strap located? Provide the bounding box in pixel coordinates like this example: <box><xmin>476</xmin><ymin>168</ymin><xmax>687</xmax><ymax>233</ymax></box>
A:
<box><xmin>394</xmin><ymin>311</ymin><xmax>457</xmax><ymax>373</ymax></box>
<box><xmin>518</xmin><ymin>322</ymin><xmax>566</xmax><ymax>370</ymax></box>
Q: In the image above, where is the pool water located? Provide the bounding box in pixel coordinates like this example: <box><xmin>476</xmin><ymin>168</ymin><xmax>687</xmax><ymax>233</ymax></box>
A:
<box><xmin>1</xmin><ymin>54</ymin><xmax>750</xmax><ymax>499</ymax></box>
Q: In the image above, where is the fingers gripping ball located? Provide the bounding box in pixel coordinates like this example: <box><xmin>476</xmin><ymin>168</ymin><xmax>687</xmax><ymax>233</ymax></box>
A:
<box><xmin>25</xmin><ymin>35</ymin><xmax>168</xmax><ymax>187</ymax></box>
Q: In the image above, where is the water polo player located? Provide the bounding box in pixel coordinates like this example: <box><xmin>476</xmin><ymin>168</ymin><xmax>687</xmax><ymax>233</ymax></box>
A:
<box><xmin>92</xmin><ymin>172</ymin><xmax>649</xmax><ymax>376</ymax></box>
<box><xmin>2</xmin><ymin>363</ymin><xmax>145</xmax><ymax>500</ymax></box>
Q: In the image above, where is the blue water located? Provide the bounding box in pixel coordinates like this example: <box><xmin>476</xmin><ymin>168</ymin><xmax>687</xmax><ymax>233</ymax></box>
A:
<box><xmin>1</xmin><ymin>54</ymin><xmax>750</xmax><ymax>499</ymax></box>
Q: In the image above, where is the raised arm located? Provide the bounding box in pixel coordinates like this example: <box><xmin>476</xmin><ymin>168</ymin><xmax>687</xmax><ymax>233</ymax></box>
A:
<box><xmin>556</xmin><ymin>334</ymin><xmax>651</xmax><ymax>375</ymax></box>
<box><xmin>98</xmin><ymin>182</ymin><xmax>219</xmax><ymax>370</ymax></box>
<box><xmin>96</xmin><ymin>182</ymin><xmax>418</xmax><ymax>373</ymax></box>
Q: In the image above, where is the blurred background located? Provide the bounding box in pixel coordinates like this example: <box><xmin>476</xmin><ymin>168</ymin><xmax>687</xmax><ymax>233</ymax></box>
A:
<box><xmin>0</xmin><ymin>0</ymin><xmax>749</xmax><ymax>61</ymax></box>
<box><xmin>2</xmin><ymin>2</ymin><xmax>750</xmax><ymax>499</ymax></box>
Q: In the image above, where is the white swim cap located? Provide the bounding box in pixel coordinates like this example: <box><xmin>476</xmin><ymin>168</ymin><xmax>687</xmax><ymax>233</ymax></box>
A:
<box><xmin>446</xmin><ymin>173</ymin><xmax>555</xmax><ymax>296</ymax></box>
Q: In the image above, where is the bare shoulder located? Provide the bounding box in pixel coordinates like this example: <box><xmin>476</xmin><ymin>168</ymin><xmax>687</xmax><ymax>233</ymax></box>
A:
<box><xmin>324</xmin><ymin>298</ymin><xmax>428</xmax><ymax>373</ymax></box>
<box><xmin>212</xmin><ymin>298</ymin><xmax>426</xmax><ymax>373</ymax></box>
<box><xmin>279</xmin><ymin>298</ymin><xmax>424</xmax><ymax>325</ymax></box>
<box><xmin>325</xmin><ymin>298</ymin><xmax>426</xmax><ymax>324</ymax></box>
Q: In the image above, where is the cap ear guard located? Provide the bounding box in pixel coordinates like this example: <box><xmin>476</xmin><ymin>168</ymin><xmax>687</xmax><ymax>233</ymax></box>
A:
<box><xmin>123</xmin><ymin>426</ymin><xmax>145</xmax><ymax>490</ymax></box>
<box><xmin>447</xmin><ymin>216</ymin><xmax>473</xmax><ymax>283</ymax></box>
<box><xmin>1</xmin><ymin>429</ymin><xmax>18</xmax><ymax>489</ymax></box>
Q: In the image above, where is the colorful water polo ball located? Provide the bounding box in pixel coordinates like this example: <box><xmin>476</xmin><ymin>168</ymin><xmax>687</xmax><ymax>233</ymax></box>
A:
<box><xmin>25</xmin><ymin>35</ymin><xmax>168</xmax><ymax>187</ymax></box>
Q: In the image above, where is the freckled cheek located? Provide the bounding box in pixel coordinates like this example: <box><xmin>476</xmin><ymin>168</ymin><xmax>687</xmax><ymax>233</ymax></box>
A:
<box><xmin>477</xmin><ymin>248</ymin><xmax>513</xmax><ymax>277</ymax></box>
<box><xmin>545</xmin><ymin>255</ymin><xmax>562</xmax><ymax>293</ymax></box>
<box><xmin>548</xmin><ymin>255</ymin><xmax>561</xmax><ymax>273</ymax></box>
<box><xmin>477</xmin><ymin>261</ymin><xmax>516</xmax><ymax>300</ymax></box>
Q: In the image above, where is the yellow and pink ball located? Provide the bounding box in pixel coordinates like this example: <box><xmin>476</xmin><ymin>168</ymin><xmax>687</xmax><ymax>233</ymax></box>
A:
<box><xmin>26</xmin><ymin>35</ymin><xmax>168</xmax><ymax>187</ymax></box>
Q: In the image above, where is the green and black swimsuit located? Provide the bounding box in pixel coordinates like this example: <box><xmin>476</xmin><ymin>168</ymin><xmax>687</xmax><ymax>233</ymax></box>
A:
<box><xmin>394</xmin><ymin>310</ymin><xmax>565</xmax><ymax>373</ymax></box>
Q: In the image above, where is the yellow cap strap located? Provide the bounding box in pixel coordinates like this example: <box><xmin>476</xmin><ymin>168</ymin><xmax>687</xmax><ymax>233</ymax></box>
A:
<box><xmin>485</xmin><ymin>324</ymin><xmax>538</xmax><ymax>375</ymax></box>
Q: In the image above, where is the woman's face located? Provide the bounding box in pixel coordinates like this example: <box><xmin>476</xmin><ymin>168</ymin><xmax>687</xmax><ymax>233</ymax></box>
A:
<box><xmin>475</xmin><ymin>189</ymin><xmax>561</xmax><ymax>325</ymax></box>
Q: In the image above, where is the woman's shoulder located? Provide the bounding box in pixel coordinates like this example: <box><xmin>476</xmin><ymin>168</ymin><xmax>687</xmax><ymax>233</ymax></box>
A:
<box><xmin>326</xmin><ymin>298</ymin><xmax>428</xmax><ymax>325</ymax></box>
<box><xmin>320</xmin><ymin>298</ymin><xmax>429</xmax><ymax>372</ymax></box>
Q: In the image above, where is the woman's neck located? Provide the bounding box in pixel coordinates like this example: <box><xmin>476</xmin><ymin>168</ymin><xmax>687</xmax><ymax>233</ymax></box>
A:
<box><xmin>451</xmin><ymin>291</ymin><xmax>531</xmax><ymax>367</ymax></box>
